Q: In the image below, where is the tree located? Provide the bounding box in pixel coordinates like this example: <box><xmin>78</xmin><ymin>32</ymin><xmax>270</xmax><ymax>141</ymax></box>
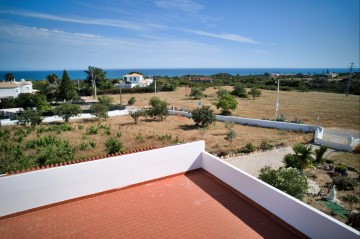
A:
<box><xmin>190</xmin><ymin>87</ymin><xmax>204</xmax><ymax>99</ymax></box>
<box><xmin>16</xmin><ymin>110</ymin><xmax>42</xmax><ymax>127</ymax></box>
<box><xmin>90</xmin><ymin>103</ymin><xmax>108</xmax><ymax>120</ymax></box>
<box><xmin>84</xmin><ymin>66</ymin><xmax>107</xmax><ymax>98</ymax></box>
<box><xmin>216</xmin><ymin>88</ymin><xmax>230</xmax><ymax>98</ymax></box>
<box><xmin>248</xmin><ymin>87</ymin><xmax>262</xmax><ymax>100</ymax></box>
<box><xmin>128</xmin><ymin>97</ymin><xmax>136</xmax><ymax>105</ymax></box>
<box><xmin>129</xmin><ymin>109</ymin><xmax>146</xmax><ymax>124</ymax></box>
<box><xmin>191</xmin><ymin>106</ymin><xmax>215</xmax><ymax>128</ymax></box>
<box><xmin>283</xmin><ymin>144</ymin><xmax>314</xmax><ymax>171</ymax></box>
<box><xmin>215</xmin><ymin>93</ymin><xmax>238</xmax><ymax>115</ymax></box>
<box><xmin>46</xmin><ymin>74</ymin><xmax>59</xmax><ymax>85</ymax></box>
<box><xmin>4</xmin><ymin>73</ymin><xmax>15</xmax><ymax>82</ymax></box>
<box><xmin>16</xmin><ymin>93</ymin><xmax>50</xmax><ymax>111</ymax></box>
<box><xmin>224</xmin><ymin>122</ymin><xmax>237</xmax><ymax>144</ymax></box>
<box><xmin>232</xmin><ymin>83</ymin><xmax>248</xmax><ymax>98</ymax></box>
<box><xmin>57</xmin><ymin>70</ymin><xmax>78</xmax><ymax>101</ymax></box>
<box><xmin>147</xmin><ymin>97</ymin><xmax>168</xmax><ymax>121</ymax></box>
<box><xmin>259</xmin><ymin>166</ymin><xmax>308</xmax><ymax>200</ymax></box>
<box><xmin>97</xmin><ymin>95</ymin><xmax>113</xmax><ymax>106</ymax></box>
<box><xmin>54</xmin><ymin>103</ymin><xmax>82</xmax><ymax>123</ymax></box>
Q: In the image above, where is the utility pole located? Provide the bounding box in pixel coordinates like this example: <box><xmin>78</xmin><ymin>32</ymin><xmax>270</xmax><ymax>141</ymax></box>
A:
<box><xmin>119</xmin><ymin>83</ymin><xmax>122</xmax><ymax>106</ymax></box>
<box><xmin>346</xmin><ymin>62</ymin><xmax>354</xmax><ymax>97</ymax></box>
<box><xmin>90</xmin><ymin>70</ymin><xmax>97</xmax><ymax>99</ymax></box>
<box><xmin>274</xmin><ymin>79</ymin><xmax>280</xmax><ymax>121</ymax></box>
<box><xmin>154</xmin><ymin>79</ymin><xmax>157</xmax><ymax>94</ymax></box>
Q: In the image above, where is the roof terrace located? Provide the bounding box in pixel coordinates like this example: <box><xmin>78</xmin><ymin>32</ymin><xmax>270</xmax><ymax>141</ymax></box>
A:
<box><xmin>0</xmin><ymin>141</ymin><xmax>359</xmax><ymax>238</ymax></box>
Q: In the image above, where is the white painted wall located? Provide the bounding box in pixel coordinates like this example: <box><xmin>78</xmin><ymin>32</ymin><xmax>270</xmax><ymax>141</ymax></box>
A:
<box><xmin>169</xmin><ymin>110</ymin><xmax>320</xmax><ymax>132</ymax></box>
<box><xmin>201</xmin><ymin>151</ymin><xmax>359</xmax><ymax>239</ymax></box>
<box><xmin>0</xmin><ymin>87</ymin><xmax>19</xmax><ymax>98</ymax></box>
<box><xmin>0</xmin><ymin>141</ymin><xmax>204</xmax><ymax>217</ymax></box>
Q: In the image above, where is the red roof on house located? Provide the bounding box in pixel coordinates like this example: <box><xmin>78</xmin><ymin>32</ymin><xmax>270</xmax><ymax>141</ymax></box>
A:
<box><xmin>0</xmin><ymin>170</ymin><xmax>305</xmax><ymax>238</ymax></box>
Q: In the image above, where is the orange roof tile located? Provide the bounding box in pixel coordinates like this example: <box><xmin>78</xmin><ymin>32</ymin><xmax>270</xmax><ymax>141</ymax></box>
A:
<box><xmin>0</xmin><ymin>170</ymin><xmax>305</xmax><ymax>238</ymax></box>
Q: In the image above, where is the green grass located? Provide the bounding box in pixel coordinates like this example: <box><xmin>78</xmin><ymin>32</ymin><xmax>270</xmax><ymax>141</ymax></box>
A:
<box><xmin>329</xmin><ymin>152</ymin><xmax>360</xmax><ymax>171</ymax></box>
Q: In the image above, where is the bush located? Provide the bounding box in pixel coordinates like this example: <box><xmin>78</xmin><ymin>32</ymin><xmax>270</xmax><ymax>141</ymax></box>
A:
<box><xmin>105</xmin><ymin>137</ymin><xmax>124</xmax><ymax>154</ymax></box>
<box><xmin>190</xmin><ymin>87</ymin><xmax>204</xmax><ymax>99</ymax></box>
<box><xmin>259</xmin><ymin>141</ymin><xmax>274</xmax><ymax>151</ymax></box>
<box><xmin>241</xmin><ymin>143</ymin><xmax>256</xmax><ymax>154</ymax></box>
<box><xmin>191</xmin><ymin>106</ymin><xmax>215</xmax><ymax>128</ymax></box>
<box><xmin>54</xmin><ymin>103</ymin><xmax>82</xmax><ymax>123</ymax></box>
<box><xmin>232</xmin><ymin>83</ymin><xmax>248</xmax><ymax>98</ymax></box>
<box><xmin>90</xmin><ymin>103</ymin><xmax>109</xmax><ymax>120</ymax></box>
<box><xmin>86</xmin><ymin>125</ymin><xmax>99</xmax><ymax>135</ymax></box>
<box><xmin>283</xmin><ymin>144</ymin><xmax>313</xmax><ymax>171</ymax></box>
<box><xmin>97</xmin><ymin>95</ymin><xmax>113</xmax><ymax>106</ymax></box>
<box><xmin>343</xmin><ymin>194</ymin><xmax>359</xmax><ymax>204</ymax></box>
<box><xmin>332</xmin><ymin>176</ymin><xmax>358</xmax><ymax>190</ymax></box>
<box><xmin>315</xmin><ymin>145</ymin><xmax>328</xmax><ymax>164</ymax></box>
<box><xmin>128</xmin><ymin>97</ymin><xmax>136</xmax><ymax>105</ymax></box>
<box><xmin>17</xmin><ymin>110</ymin><xmax>43</xmax><ymax>127</ymax></box>
<box><xmin>147</xmin><ymin>97</ymin><xmax>169</xmax><ymax>121</ymax></box>
<box><xmin>353</xmin><ymin>144</ymin><xmax>360</xmax><ymax>154</ymax></box>
<box><xmin>259</xmin><ymin>166</ymin><xmax>308</xmax><ymax>200</ymax></box>
<box><xmin>215</xmin><ymin>93</ymin><xmax>238</xmax><ymax>115</ymax></box>
<box><xmin>225</xmin><ymin>129</ymin><xmax>237</xmax><ymax>144</ymax></box>
<box><xmin>129</xmin><ymin>110</ymin><xmax>146</xmax><ymax>124</ymax></box>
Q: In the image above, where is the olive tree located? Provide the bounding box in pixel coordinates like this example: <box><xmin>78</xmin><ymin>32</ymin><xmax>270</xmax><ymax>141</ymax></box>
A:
<box><xmin>54</xmin><ymin>103</ymin><xmax>82</xmax><ymax>123</ymax></box>
<box><xmin>191</xmin><ymin>106</ymin><xmax>215</xmax><ymax>128</ymax></box>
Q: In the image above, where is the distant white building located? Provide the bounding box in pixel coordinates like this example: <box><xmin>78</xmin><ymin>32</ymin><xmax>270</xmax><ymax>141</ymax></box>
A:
<box><xmin>0</xmin><ymin>79</ymin><xmax>36</xmax><ymax>99</ymax></box>
<box><xmin>115</xmin><ymin>73</ymin><xmax>153</xmax><ymax>89</ymax></box>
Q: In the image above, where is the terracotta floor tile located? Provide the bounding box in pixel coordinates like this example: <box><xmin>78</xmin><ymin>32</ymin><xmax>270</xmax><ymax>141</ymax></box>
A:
<box><xmin>0</xmin><ymin>170</ymin><xmax>305</xmax><ymax>238</ymax></box>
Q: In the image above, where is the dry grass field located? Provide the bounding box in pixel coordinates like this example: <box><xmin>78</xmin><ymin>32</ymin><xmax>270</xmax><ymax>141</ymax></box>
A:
<box><xmin>107</xmin><ymin>86</ymin><xmax>360</xmax><ymax>130</ymax></box>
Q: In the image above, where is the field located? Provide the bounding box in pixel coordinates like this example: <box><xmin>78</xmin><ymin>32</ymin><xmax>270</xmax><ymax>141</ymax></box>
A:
<box><xmin>107</xmin><ymin>86</ymin><xmax>360</xmax><ymax>130</ymax></box>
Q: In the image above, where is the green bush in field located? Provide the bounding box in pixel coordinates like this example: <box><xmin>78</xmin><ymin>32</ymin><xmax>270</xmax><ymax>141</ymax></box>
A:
<box><xmin>105</xmin><ymin>137</ymin><xmax>124</xmax><ymax>154</ymax></box>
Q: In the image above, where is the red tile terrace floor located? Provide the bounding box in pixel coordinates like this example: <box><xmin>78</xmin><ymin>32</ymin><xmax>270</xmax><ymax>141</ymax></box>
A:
<box><xmin>0</xmin><ymin>170</ymin><xmax>306</xmax><ymax>239</ymax></box>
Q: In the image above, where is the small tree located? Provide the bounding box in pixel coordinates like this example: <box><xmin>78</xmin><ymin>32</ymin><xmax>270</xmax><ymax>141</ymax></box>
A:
<box><xmin>57</xmin><ymin>70</ymin><xmax>78</xmax><ymax>101</ymax></box>
<box><xmin>17</xmin><ymin>110</ymin><xmax>42</xmax><ymax>127</ymax></box>
<box><xmin>259</xmin><ymin>166</ymin><xmax>308</xmax><ymax>200</ymax></box>
<box><xmin>90</xmin><ymin>103</ymin><xmax>108</xmax><ymax>120</ymax></box>
<box><xmin>283</xmin><ymin>144</ymin><xmax>314</xmax><ymax>171</ymax></box>
<box><xmin>225</xmin><ymin>129</ymin><xmax>237</xmax><ymax>144</ymax></box>
<box><xmin>248</xmin><ymin>87</ymin><xmax>262</xmax><ymax>100</ymax></box>
<box><xmin>190</xmin><ymin>87</ymin><xmax>204</xmax><ymax>99</ymax></box>
<box><xmin>215</xmin><ymin>93</ymin><xmax>238</xmax><ymax>115</ymax></box>
<box><xmin>216</xmin><ymin>88</ymin><xmax>230</xmax><ymax>98</ymax></box>
<box><xmin>54</xmin><ymin>103</ymin><xmax>82</xmax><ymax>123</ymax></box>
<box><xmin>147</xmin><ymin>97</ymin><xmax>168</xmax><ymax>121</ymax></box>
<box><xmin>129</xmin><ymin>109</ymin><xmax>146</xmax><ymax>124</ymax></box>
<box><xmin>314</xmin><ymin>145</ymin><xmax>328</xmax><ymax>164</ymax></box>
<box><xmin>128</xmin><ymin>97</ymin><xmax>136</xmax><ymax>106</ymax></box>
<box><xmin>232</xmin><ymin>83</ymin><xmax>248</xmax><ymax>98</ymax></box>
<box><xmin>97</xmin><ymin>95</ymin><xmax>113</xmax><ymax>106</ymax></box>
<box><xmin>4</xmin><ymin>73</ymin><xmax>15</xmax><ymax>82</ymax></box>
<box><xmin>191</xmin><ymin>106</ymin><xmax>215</xmax><ymax>128</ymax></box>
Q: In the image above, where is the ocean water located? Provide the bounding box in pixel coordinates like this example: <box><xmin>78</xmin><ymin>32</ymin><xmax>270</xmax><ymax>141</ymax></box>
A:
<box><xmin>0</xmin><ymin>68</ymin><xmax>356</xmax><ymax>81</ymax></box>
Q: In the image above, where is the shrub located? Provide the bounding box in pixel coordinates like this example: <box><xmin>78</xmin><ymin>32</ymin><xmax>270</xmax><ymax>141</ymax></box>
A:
<box><xmin>232</xmin><ymin>83</ymin><xmax>248</xmax><ymax>98</ymax></box>
<box><xmin>190</xmin><ymin>87</ymin><xmax>204</xmax><ymax>99</ymax></box>
<box><xmin>283</xmin><ymin>144</ymin><xmax>313</xmax><ymax>171</ymax></box>
<box><xmin>216</xmin><ymin>88</ymin><xmax>230</xmax><ymax>98</ymax></box>
<box><xmin>147</xmin><ymin>97</ymin><xmax>169</xmax><ymax>121</ymax></box>
<box><xmin>79</xmin><ymin>142</ymin><xmax>89</xmax><ymax>150</ymax></box>
<box><xmin>259</xmin><ymin>141</ymin><xmax>274</xmax><ymax>151</ymax></box>
<box><xmin>259</xmin><ymin>166</ymin><xmax>308</xmax><ymax>200</ymax></box>
<box><xmin>332</xmin><ymin>176</ymin><xmax>358</xmax><ymax>190</ymax></box>
<box><xmin>78</xmin><ymin>125</ymin><xmax>84</xmax><ymax>130</ymax></box>
<box><xmin>353</xmin><ymin>144</ymin><xmax>360</xmax><ymax>154</ymax></box>
<box><xmin>241</xmin><ymin>143</ymin><xmax>256</xmax><ymax>154</ymax></box>
<box><xmin>90</xmin><ymin>103</ymin><xmax>109</xmax><ymax>120</ymax></box>
<box><xmin>225</xmin><ymin>129</ymin><xmax>237</xmax><ymax>144</ymax></box>
<box><xmin>86</xmin><ymin>125</ymin><xmax>99</xmax><ymax>135</ymax></box>
<box><xmin>17</xmin><ymin>110</ymin><xmax>43</xmax><ymax>127</ymax></box>
<box><xmin>97</xmin><ymin>95</ymin><xmax>113</xmax><ymax>106</ymax></box>
<box><xmin>129</xmin><ymin>109</ymin><xmax>146</xmax><ymax>124</ymax></box>
<box><xmin>248</xmin><ymin>87</ymin><xmax>262</xmax><ymax>100</ymax></box>
<box><xmin>343</xmin><ymin>194</ymin><xmax>359</xmax><ymax>204</ymax></box>
<box><xmin>191</xmin><ymin>106</ymin><xmax>215</xmax><ymax>128</ymax></box>
<box><xmin>89</xmin><ymin>141</ymin><xmax>97</xmax><ymax>148</ymax></box>
<box><xmin>105</xmin><ymin>137</ymin><xmax>124</xmax><ymax>154</ymax></box>
<box><xmin>54</xmin><ymin>103</ymin><xmax>82</xmax><ymax>123</ymax></box>
<box><xmin>315</xmin><ymin>145</ymin><xmax>328</xmax><ymax>164</ymax></box>
<box><xmin>136</xmin><ymin>131</ymin><xmax>145</xmax><ymax>142</ymax></box>
<box><xmin>128</xmin><ymin>97</ymin><xmax>136</xmax><ymax>105</ymax></box>
<box><xmin>215</xmin><ymin>93</ymin><xmax>238</xmax><ymax>115</ymax></box>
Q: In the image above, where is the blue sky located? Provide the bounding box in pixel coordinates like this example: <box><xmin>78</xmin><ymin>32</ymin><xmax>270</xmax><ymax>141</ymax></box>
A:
<box><xmin>0</xmin><ymin>0</ymin><xmax>359</xmax><ymax>70</ymax></box>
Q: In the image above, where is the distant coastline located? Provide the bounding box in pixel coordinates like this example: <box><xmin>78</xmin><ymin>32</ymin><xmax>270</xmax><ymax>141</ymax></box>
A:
<box><xmin>1</xmin><ymin>68</ymin><xmax>358</xmax><ymax>81</ymax></box>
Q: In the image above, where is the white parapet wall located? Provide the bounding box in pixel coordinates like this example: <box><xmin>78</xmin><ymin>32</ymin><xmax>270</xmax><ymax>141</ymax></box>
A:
<box><xmin>0</xmin><ymin>141</ymin><xmax>204</xmax><ymax>217</ymax></box>
<box><xmin>201</xmin><ymin>151</ymin><xmax>359</xmax><ymax>239</ymax></box>
<box><xmin>169</xmin><ymin>110</ymin><xmax>320</xmax><ymax>132</ymax></box>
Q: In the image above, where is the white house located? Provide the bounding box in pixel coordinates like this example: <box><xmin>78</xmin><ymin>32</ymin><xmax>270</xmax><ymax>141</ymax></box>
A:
<box><xmin>0</xmin><ymin>79</ymin><xmax>35</xmax><ymax>99</ymax></box>
<box><xmin>115</xmin><ymin>73</ymin><xmax>153</xmax><ymax>89</ymax></box>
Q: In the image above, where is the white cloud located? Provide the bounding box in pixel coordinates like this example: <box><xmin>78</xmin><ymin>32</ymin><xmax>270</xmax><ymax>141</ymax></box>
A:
<box><xmin>154</xmin><ymin>0</ymin><xmax>204</xmax><ymax>13</ymax></box>
<box><xmin>0</xmin><ymin>9</ymin><xmax>165</xmax><ymax>31</ymax></box>
<box><xmin>183</xmin><ymin>29</ymin><xmax>258</xmax><ymax>44</ymax></box>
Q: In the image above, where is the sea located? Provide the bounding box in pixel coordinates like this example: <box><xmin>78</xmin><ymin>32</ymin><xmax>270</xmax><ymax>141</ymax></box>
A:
<box><xmin>1</xmin><ymin>68</ymin><xmax>357</xmax><ymax>81</ymax></box>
